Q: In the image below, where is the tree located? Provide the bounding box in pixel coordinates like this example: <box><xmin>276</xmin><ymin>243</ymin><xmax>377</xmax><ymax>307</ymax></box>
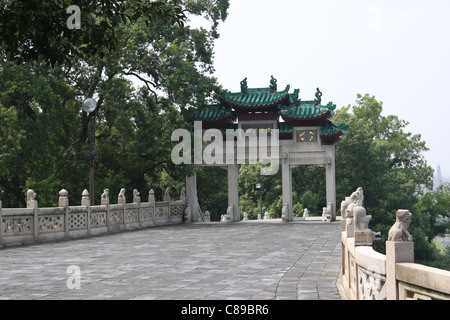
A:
<box><xmin>413</xmin><ymin>184</ymin><xmax>450</xmax><ymax>269</ymax></box>
<box><xmin>0</xmin><ymin>0</ymin><xmax>186</xmax><ymax>66</ymax></box>
<box><xmin>416</xmin><ymin>184</ymin><xmax>450</xmax><ymax>241</ymax></box>
<box><xmin>0</xmin><ymin>0</ymin><xmax>230</xmax><ymax>207</ymax></box>
<box><xmin>0</xmin><ymin>62</ymin><xmax>83</xmax><ymax>207</ymax></box>
<box><xmin>292</xmin><ymin>165</ymin><xmax>326</xmax><ymax>216</ymax></box>
<box><xmin>196</xmin><ymin>167</ymin><xmax>228</xmax><ymax>221</ymax></box>
<box><xmin>333</xmin><ymin>94</ymin><xmax>439</xmax><ymax>263</ymax></box>
<box><xmin>237</xmin><ymin>162</ymin><xmax>283</xmax><ymax>219</ymax></box>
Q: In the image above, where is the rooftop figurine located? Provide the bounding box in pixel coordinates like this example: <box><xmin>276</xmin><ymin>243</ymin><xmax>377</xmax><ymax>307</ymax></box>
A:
<box><xmin>269</xmin><ymin>75</ymin><xmax>277</xmax><ymax>92</ymax></box>
<box><xmin>240</xmin><ymin>77</ymin><xmax>248</xmax><ymax>95</ymax></box>
<box><xmin>314</xmin><ymin>87</ymin><xmax>322</xmax><ymax>106</ymax></box>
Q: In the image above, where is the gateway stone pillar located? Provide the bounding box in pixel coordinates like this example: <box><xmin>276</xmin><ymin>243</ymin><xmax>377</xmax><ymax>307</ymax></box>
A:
<box><xmin>281</xmin><ymin>152</ymin><xmax>293</xmax><ymax>222</ymax></box>
<box><xmin>186</xmin><ymin>171</ymin><xmax>199</xmax><ymax>222</ymax></box>
<box><xmin>324</xmin><ymin>144</ymin><xmax>336</xmax><ymax>221</ymax></box>
<box><xmin>227</xmin><ymin>164</ymin><xmax>240</xmax><ymax>222</ymax></box>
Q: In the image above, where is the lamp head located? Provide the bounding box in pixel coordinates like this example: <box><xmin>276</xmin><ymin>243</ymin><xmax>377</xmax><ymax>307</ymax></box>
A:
<box><xmin>82</xmin><ymin>98</ymin><xmax>97</xmax><ymax>114</ymax></box>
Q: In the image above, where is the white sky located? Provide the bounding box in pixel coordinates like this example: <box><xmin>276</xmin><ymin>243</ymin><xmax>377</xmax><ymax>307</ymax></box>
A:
<box><xmin>210</xmin><ymin>0</ymin><xmax>450</xmax><ymax>177</ymax></box>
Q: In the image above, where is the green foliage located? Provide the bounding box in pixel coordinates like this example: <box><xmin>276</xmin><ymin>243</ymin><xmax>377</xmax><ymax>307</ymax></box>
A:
<box><xmin>0</xmin><ymin>0</ymin><xmax>187</xmax><ymax>66</ymax></box>
<box><xmin>196</xmin><ymin>167</ymin><xmax>227</xmax><ymax>222</ymax></box>
<box><xmin>0</xmin><ymin>62</ymin><xmax>83</xmax><ymax>207</ymax></box>
<box><xmin>0</xmin><ymin>0</ymin><xmax>229</xmax><ymax>207</ymax></box>
<box><xmin>0</xmin><ymin>0</ymin><xmax>447</xmax><ymax>271</ymax></box>
<box><xmin>237</xmin><ymin>162</ymin><xmax>282</xmax><ymax>220</ymax></box>
<box><xmin>292</xmin><ymin>165</ymin><xmax>326</xmax><ymax>216</ymax></box>
<box><xmin>416</xmin><ymin>184</ymin><xmax>450</xmax><ymax>240</ymax></box>
<box><xmin>334</xmin><ymin>94</ymin><xmax>448</xmax><ymax>268</ymax></box>
<box><xmin>237</xmin><ymin>164</ymin><xmax>326</xmax><ymax>219</ymax></box>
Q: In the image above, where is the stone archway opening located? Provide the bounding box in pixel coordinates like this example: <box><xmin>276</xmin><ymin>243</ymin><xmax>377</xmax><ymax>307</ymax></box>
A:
<box><xmin>195</xmin><ymin>166</ymin><xmax>228</xmax><ymax>222</ymax></box>
<box><xmin>237</xmin><ymin>161</ymin><xmax>283</xmax><ymax>221</ymax></box>
<box><xmin>291</xmin><ymin>165</ymin><xmax>326</xmax><ymax>218</ymax></box>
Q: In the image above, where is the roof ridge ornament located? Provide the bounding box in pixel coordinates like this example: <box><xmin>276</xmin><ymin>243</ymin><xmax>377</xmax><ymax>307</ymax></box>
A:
<box><xmin>240</xmin><ymin>77</ymin><xmax>248</xmax><ymax>95</ymax></box>
<box><xmin>314</xmin><ymin>87</ymin><xmax>322</xmax><ymax>106</ymax></box>
<box><xmin>269</xmin><ymin>75</ymin><xmax>277</xmax><ymax>93</ymax></box>
<box><xmin>292</xmin><ymin>88</ymin><xmax>300</xmax><ymax>106</ymax></box>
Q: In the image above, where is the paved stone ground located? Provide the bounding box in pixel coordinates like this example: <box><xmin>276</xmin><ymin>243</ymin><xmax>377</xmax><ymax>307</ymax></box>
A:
<box><xmin>0</xmin><ymin>219</ymin><xmax>342</xmax><ymax>300</ymax></box>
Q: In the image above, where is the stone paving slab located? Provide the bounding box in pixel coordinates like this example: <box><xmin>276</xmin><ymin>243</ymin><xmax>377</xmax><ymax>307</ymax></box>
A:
<box><xmin>0</xmin><ymin>219</ymin><xmax>342</xmax><ymax>300</ymax></box>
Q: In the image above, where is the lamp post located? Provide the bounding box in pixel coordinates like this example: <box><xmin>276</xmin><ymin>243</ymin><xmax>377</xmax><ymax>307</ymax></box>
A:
<box><xmin>254</xmin><ymin>183</ymin><xmax>263</xmax><ymax>219</ymax></box>
<box><xmin>82</xmin><ymin>98</ymin><xmax>97</xmax><ymax>206</ymax></box>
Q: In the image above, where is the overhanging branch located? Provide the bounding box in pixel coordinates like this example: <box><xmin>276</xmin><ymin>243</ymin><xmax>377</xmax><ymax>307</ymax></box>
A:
<box><xmin>123</xmin><ymin>71</ymin><xmax>160</xmax><ymax>104</ymax></box>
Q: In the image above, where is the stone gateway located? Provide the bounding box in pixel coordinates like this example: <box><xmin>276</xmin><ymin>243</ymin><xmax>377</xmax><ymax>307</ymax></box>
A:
<box><xmin>182</xmin><ymin>76</ymin><xmax>349</xmax><ymax>222</ymax></box>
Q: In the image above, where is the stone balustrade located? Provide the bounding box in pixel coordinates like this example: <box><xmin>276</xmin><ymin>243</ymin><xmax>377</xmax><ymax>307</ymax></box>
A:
<box><xmin>0</xmin><ymin>187</ymin><xmax>186</xmax><ymax>247</ymax></box>
<box><xmin>339</xmin><ymin>187</ymin><xmax>450</xmax><ymax>300</ymax></box>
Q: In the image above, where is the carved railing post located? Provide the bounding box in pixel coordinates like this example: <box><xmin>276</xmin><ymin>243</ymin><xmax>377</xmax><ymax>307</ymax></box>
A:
<box><xmin>148</xmin><ymin>189</ymin><xmax>156</xmax><ymax>225</ymax></box>
<box><xmin>133</xmin><ymin>189</ymin><xmax>141</xmax><ymax>204</ymax></box>
<box><xmin>204</xmin><ymin>210</ymin><xmax>210</xmax><ymax>222</ymax></box>
<box><xmin>100</xmin><ymin>189</ymin><xmax>110</xmax><ymax>230</ymax></box>
<box><xmin>164</xmin><ymin>188</ymin><xmax>171</xmax><ymax>223</ymax></box>
<box><xmin>81</xmin><ymin>189</ymin><xmax>90</xmax><ymax>206</ymax></box>
<box><xmin>26</xmin><ymin>189</ymin><xmax>37</xmax><ymax>209</ymax></box>
<box><xmin>81</xmin><ymin>189</ymin><xmax>91</xmax><ymax>234</ymax></box>
<box><xmin>340</xmin><ymin>196</ymin><xmax>350</xmax><ymax>231</ymax></box>
<box><xmin>58</xmin><ymin>189</ymin><xmax>70</xmax><ymax>238</ymax></box>
<box><xmin>117</xmin><ymin>188</ymin><xmax>126</xmax><ymax>228</ymax></box>
<box><xmin>342</xmin><ymin>187</ymin><xmax>376</xmax><ymax>245</ymax></box>
<box><xmin>101</xmin><ymin>189</ymin><xmax>110</xmax><ymax>205</ymax></box>
<box><xmin>386</xmin><ymin>209</ymin><xmax>414</xmax><ymax>300</ymax></box>
<box><xmin>26</xmin><ymin>189</ymin><xmax>39</xmax><ymax>240</ymax></box>
<box><xmin>58</xmin><ymin>189</ymin><xmax>69</xmax><ymax>208</ymax></box>
<box><xmin>132</xmin><ymin>189</ymin><xmax>141</xmax><ymax>226</ymax></box>
<box><xmin>118</xmin><ymin>188</ymin><xmax>126</xmax><ymax>205</ymax></box>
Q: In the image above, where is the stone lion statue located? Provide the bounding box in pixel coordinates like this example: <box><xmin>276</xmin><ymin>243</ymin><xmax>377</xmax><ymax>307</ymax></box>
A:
<box><xmin>164</xmin><ymin>187</ymin><xmax>171</xmax><ymax>201</ymax></box>
<box><xmin>101</xmin><ymin>189</ymin><xmax>109</xmax><ymax>199</ymax></box>
<box><xmin>346</xmin><ymin>187</ymin><xmax>364</xmax><ymax>218</ymax></box>
<box><xmin>27</xmin><ymin>189</ymin><xmax>36</xmax><ymax>201</ymax></box>
<box><xmin>118</xmin><ymin>188</ymin><xmax>126</xmax><ymax>204</ymax></box>
<box><xmin>354</xmin><ymin>205</ymin><xmax>372</xmax><ymax>232</ymax></box>
<box><xmin>388</xmin><ymin>210</ymin><xmax>413</xmax><ymax>242</ymax></box>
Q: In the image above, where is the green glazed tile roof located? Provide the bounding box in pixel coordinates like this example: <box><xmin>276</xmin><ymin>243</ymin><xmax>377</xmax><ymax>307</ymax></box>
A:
<box><xmin>220</xmin><ymin>85</ymin><xmax>291</xmax><ymax>108</ymax></box>
<box><xmin>319</xmin><ymin>121</ymin><xmax>349</xmax><ymax>136</ymax></box>
<box><xmin>190</xmin><ymin>77</ymin><xmax>348</xmax><ymax>144</ymax></box>
<box><xmin>277</xmin><ymin>121</ymin><xmax>293</xmax><ymax>133</ymax></box>
<box><xmin>191</xmin><ymin>104</ymin><xmax>233</xmax><ymax>121</ymax></box>
<box><xmin>280</xmin><ymin>100</ymin><xmax>336</xmax><ymax>120</ymax></box>
<box><xmin>276</xmin><ymin>121</ymin><xmax>348</xmax><ymax>136</ymax></box>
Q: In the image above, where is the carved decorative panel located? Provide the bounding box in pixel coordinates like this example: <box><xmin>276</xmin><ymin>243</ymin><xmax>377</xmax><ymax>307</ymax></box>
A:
<box><xmin>357</xmin><ymin>265</ymin><xmax>386</xmax><ymax>300</ymax></box>
<box><xmin>156</xmin><ymin>207</ymin><xmax>168</xmax><ymax>219</ymax></box>
<box><xmin>2</xmin><ymin>217</ymin><xmax>33</xmax><ymax>235</ymax></box>
<box><xmin>170</xmin><ymin>205</ymin><xmax>184</xmax><ymax>218</ymax></box>
<box><xmin>109</xmin><ymin>210</ymin><xmax>123</xmax><ymax>224</ymax></box>
<box><xmin>140</xmin><ymin>207</ymin><xmax>154</xmax><ymax>221</ymax></box>
<box><xmin>398</xmin><ymin>282</ymin><xmax>449</xmax><ymax>300</ymax></box>
<box><xmin>39</xmin><ymin>215</ymin><xmax>64</xmax><ymax>232</ymax></box>
<box><xmin>125</xmin><ymin>208</ymin><xmax>139</xmax><ymax>223</ymax></box>
<box><xmin>69</xmin><ymin>213</ymin><xmax>87</xmax><ymax>229</ymax></box>
<box><xmin>90</xmin><ymin>211</ymin><xmax>107</xmax><ymax>227</ymax></box>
